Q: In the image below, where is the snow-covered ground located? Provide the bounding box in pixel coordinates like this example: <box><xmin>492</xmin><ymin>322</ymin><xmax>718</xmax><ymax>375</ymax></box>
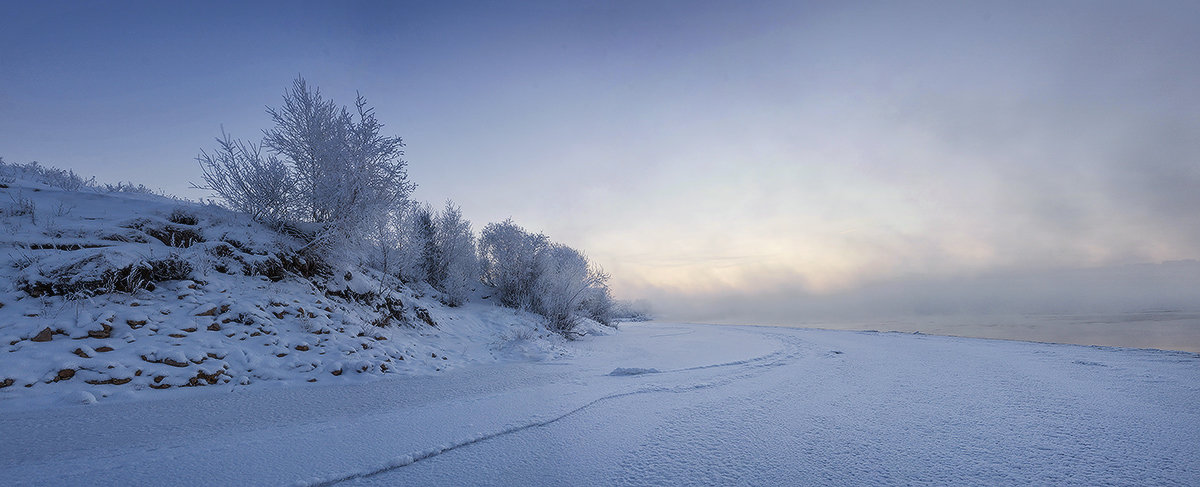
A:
<box><xmin>0</xmin><ymin>171</ymin><xmax>577</xmax><ymax>406</ymax></box>
<box><xmin>3</xmin><ymin>322</ymin><xmax>1197</xmax><ymax>486</ymax></box>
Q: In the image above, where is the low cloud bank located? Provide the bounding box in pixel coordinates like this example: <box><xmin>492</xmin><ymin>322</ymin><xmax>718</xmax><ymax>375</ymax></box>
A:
<box><xmin>645</xmin><ymin>260</ymin><xmax>1200</xmax><ymax>325</ymax></box>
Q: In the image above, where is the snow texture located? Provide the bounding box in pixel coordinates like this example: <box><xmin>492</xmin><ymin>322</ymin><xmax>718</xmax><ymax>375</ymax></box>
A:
<box><xmin>2</xmin><ymin>322</ymin><xmax>1198</xmax><ymax>486</ymax></box>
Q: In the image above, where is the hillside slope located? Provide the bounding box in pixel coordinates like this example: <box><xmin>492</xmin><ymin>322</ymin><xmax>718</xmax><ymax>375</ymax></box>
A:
<box><xmin>0</xmin><ymin>175</ymin><xmax>586</xmax><ymax>407</ymax></box>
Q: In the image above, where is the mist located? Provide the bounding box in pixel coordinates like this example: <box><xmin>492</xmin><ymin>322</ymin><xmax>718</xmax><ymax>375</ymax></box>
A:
<box><xmin>641</xmin><ymin>260</ymin><xmax>1200</xmax><ymax>324</ymax></box>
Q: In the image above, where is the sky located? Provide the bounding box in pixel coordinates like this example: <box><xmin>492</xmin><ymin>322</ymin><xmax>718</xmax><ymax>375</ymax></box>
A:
<box><xmin>2</xmin><ymin>1</ymin><xmax>1199</xmax><ymax>322</ymax></box>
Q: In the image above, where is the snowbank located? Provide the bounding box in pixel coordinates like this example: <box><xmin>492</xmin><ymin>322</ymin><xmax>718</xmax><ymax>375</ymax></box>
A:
<box><xmin>0</xmin><ymin>177</ymin><xmax>573</xmax><ymax>407</ymax></box>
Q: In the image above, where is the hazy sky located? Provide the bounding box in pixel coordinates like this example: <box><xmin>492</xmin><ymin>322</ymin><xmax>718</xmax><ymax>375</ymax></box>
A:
<box><xmin>3</xmin><ymin>1</ymin><xmax>1198</xmax><ymax>321</ymax></box>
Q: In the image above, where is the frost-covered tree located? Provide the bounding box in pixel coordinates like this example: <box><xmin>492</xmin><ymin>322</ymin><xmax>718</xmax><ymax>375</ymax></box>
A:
<box><xmin>479</xmin><ymin>219</ymin><xmax>547</xmax><ymax>310</ymax></box>
<box><xmin>195</xmin><ymin>130</ymin><xmax>293</xmax><ymax>222</ymax></box>
<box><xmin>260</xmin><ymin>78</ymin><xmax>346</xmax><ymax>224</ymax></box>
<box><xmin>611</xmin><ymin>299</ymin><xmax>653</xmax><ymax>322</ymax></box>
<box><xmin>364</xmin><ymin>209</ymin><xmax>404</xmax><ymax>280</ymax></box>
<box><xmin>533</xmin><ymin>244</ymin><xmax>610</xmax><ymax>333</ymax></box>
<box><xmin>479</xmin><ymin>218</ymin><xmax>610</xmax><ymax>335</ymax></box>
<box><xmin>417</xmin><ymin>205</ymin><xmax>442</xmax><ymax>286</ymax></box>
<box><xmin>579</xmin><ymin>280</ymin><xmax>615</xmax><ymax>326</ymax></box>
<box><xmin>435</xmin><ymin>201</ymin><xmax>478</xmax><ymax>306</ymax></box>
<box><xmin>260</xmin><ymin>78</ymin><xmax>413</xmax><ymax>226</ymax></box>
<box><xmin>397</xmin><ymin>202</ymin><xmax>437</xmax><ymax>284</ymax></box>
<box><xmin>198</xmin><ymin>77</ymin><xmax>414</xmax><ymax>264</ymax></box>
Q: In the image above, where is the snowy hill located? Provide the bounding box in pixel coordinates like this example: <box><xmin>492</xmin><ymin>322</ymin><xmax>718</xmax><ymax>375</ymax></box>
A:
<box><xmin>0</xmin><ymin>172</ymin><xmax>584</xmax><ymax>407</ymax></box>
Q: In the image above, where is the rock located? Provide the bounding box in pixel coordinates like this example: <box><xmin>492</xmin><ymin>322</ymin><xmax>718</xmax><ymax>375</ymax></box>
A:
<box><xmin>31</xmin><ymin>327</ymin><xmax>53</xmax><ymax>342</ymax></box>
<box><xmin>196</xmin><ymin>306</ymin><xmax>219</xmax><ymax>316</ymax></box>
<box><xmin>127</xmin><ymin>320</ymin><xmax>147</xmax><ymax>329</ymax></box>
<box><xmin>85</xmin><ymin>377</ymin><xmax>132</xmax><ymax>385</ymax></box>
<box><xmin>0</xmin><ymin>378</ymin><xmax>14</xmax><ymax>388</ymax></box>
<box><xmin>415</xmin><ymin>308</ymin><xmax>437</xmax><ymax>327</ymax></box>
<box><xmin>56</xmin><ymin>369</ymin><xmax>75</xmax><ymax>381</ymax></box>
<box><xmin>142</xmin><ymin>355</ymin><xmax>190</xmax><ymax>367</ymax></box>
<box><xmin>95</xmin><ymin>346</ymin><xmax>114</xmax><ymax>353</ymax></box>
<box><xmin>162</xmin><ymin>358</ymin><xmax>189</xmax><ymax>367</ymax></box>
<box><xmin>331</xmin><ymin>369</ymin><xmax>343</xmax><ymax>376</ymax></box>
<box><xmin>72</xmin><ymin>348</ymin><xmax>91</xmax><ymax>358</ymax></box>
<box><xmin>295</xmin><ymin>345</ymin><xmax>310</xmax><ymax>351</ymax></box>
<box><xmin>207</xmin><ymin>323</ymin><xmax>221</xmax><ymax>331</ymax></box>
<box><xmin>88</xmin><ymin>324</ymin><xmax>113</xmax><ymax>339</ymax></box>
<box><xmin>187</xmin><ymin>370</ymin><xmax>223</xmax><ymax>386</ymax></box>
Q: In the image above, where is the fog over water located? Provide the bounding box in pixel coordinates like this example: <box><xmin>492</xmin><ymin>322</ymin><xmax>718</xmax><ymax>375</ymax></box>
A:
<box><xmin>653</xmin><ymin>260</ymin><xmax>1200</xmax><ymax>352</ymax></box>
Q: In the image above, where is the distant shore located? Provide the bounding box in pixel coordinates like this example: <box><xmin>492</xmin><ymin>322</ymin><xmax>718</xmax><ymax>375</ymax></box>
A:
<box><xmin>711</xmin><ymin>310</ymin><xmax>1200</xmax><ymax>354</ymax></box>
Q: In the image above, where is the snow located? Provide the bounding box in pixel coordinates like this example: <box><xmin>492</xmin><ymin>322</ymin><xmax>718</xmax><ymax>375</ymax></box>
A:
<box><xmin>0</xmin><ymin>176</ymin><xmax>570</xmax><ymax>408</ymax></box>
<box><xmin>3</xmin><ymin>322</ymin><xmax>1198</xmax><ymax>486</ymax></box>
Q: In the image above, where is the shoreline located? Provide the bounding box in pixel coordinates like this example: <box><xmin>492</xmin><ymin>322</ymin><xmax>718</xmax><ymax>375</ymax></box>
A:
<box><xmin>679</xmin><ymin>311</ymin><xmax>1200</xmax><ymax>354</ymax></box>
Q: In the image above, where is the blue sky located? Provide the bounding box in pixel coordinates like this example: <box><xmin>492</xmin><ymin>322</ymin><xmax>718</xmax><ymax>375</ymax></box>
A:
<box><xmin>3</xmin><ymin>1</ymin><xmax>1199</xmax><ymax>321</ymax></box>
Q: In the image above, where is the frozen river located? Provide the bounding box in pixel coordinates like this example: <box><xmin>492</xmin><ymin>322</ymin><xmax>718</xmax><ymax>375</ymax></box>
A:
<box><xmin>3</xmin><ymin>322</ymin><xmax>1198</xmax><ymax>485</ymax></box>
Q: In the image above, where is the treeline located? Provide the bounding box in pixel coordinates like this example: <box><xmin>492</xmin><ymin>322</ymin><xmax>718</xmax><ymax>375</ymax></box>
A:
<box><xmin>197</xmin><ymin>78</ymin><xmax>614</xmax><ymax>334</ymax></box>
